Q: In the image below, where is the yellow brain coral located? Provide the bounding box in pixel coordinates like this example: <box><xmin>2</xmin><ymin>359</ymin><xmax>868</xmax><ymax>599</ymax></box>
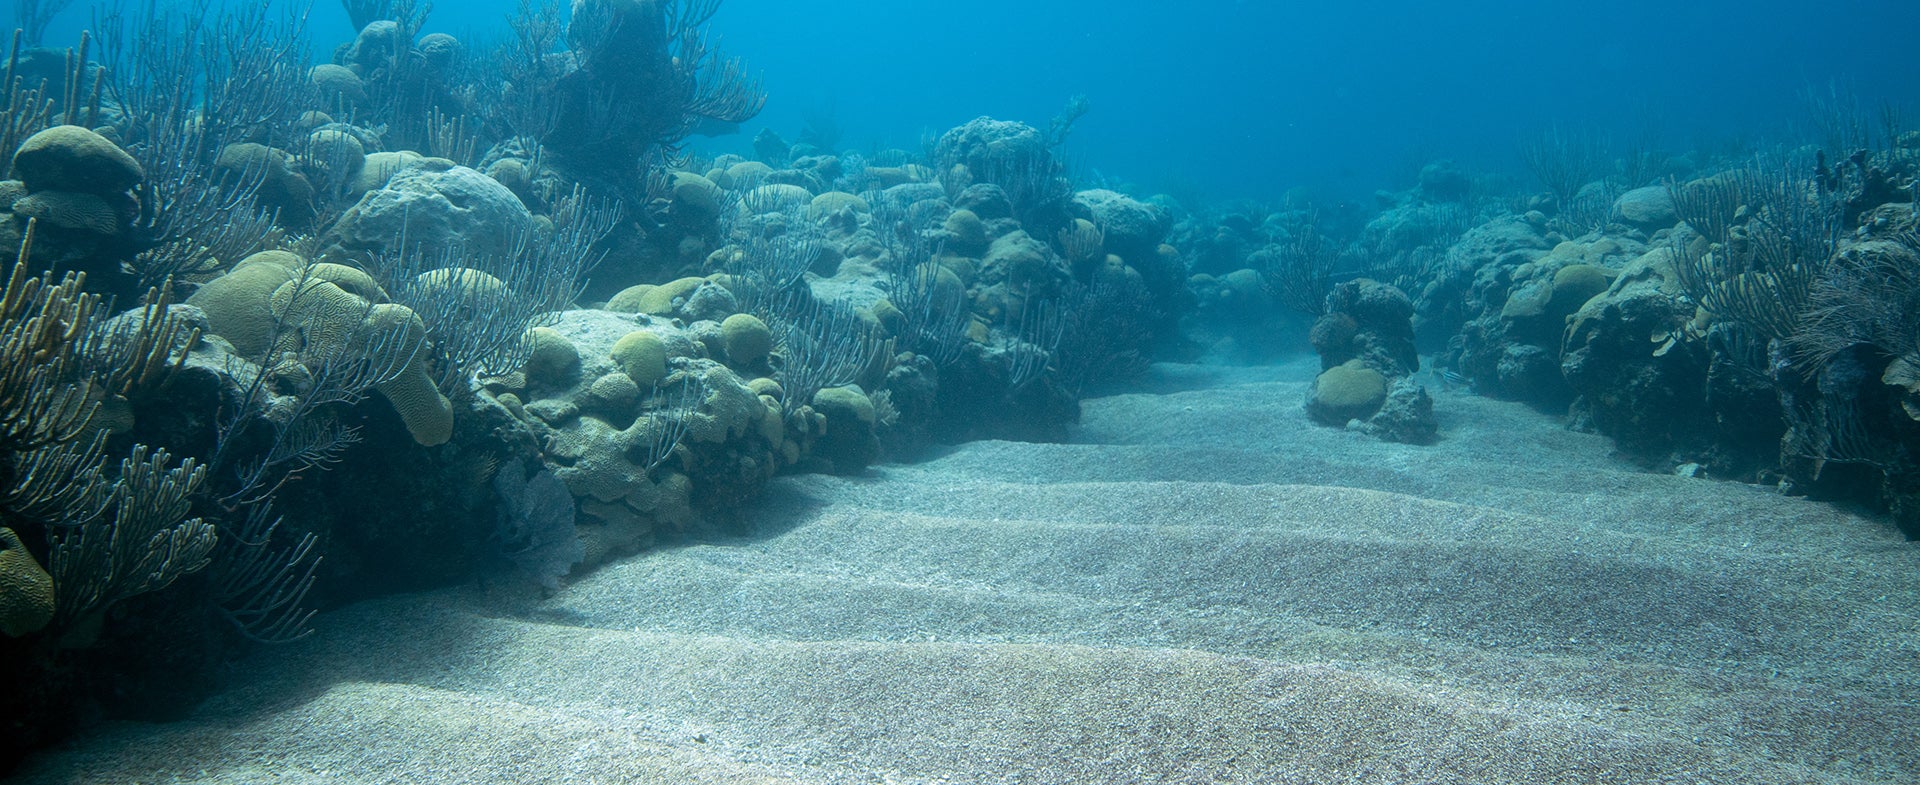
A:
<box><xmin>12</xmin><ymin>190</ymin><xmax>123</xmax><ymax>234</ymax></box>
<box><xmin>11</xmin><ymin>125</ymin><xmax>144</xmax><ymax>194</ymax></box>
<box><xmin>632</xmin><ymin>277</ymin><xmax>706</xmax><ymax>316</ymax></box>
<box><xmin>603</xmin><ymin>284</ymin><xmax>656</xmax><ymax>313</ymax></box>
<box><xmin>611</xmin><ymin>330</ymin><xmax>669</xmax><ymax>388</ymax></box>
<box><xmin>258</xmin><ymin>275</ymin><xmax>455</xmax><ymax>446</ymax></box>
<box><xmin>363</xmin><ymin>303</ymin><xmax>455</xmax><ymax>446</ymax></box>
<box><xmin>808</xmin><ymin>191</ymin><xmax>869</xmax><ymax>220</ymax></box>
<box><xmin>523</xmin><ymin>326</ymin><xmax>580</xmax><ymax>385</ymax></box>
<box><xmin>719</xmin><ymin>313</ymin><xmax>772</xmax><ymax>367</ymax></box>
<box><xmin>186</xmin><ymin>260</ymin><xmax>302</xmax><ymax>357</ymax></box>
<box><xmin>0</xmin><ymin>527</ymin><xmax>55</xmax><ymax>638</ymax></box>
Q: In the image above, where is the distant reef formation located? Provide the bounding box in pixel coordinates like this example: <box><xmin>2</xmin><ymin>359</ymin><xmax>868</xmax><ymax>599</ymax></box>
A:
<box><xmin>1172</xmin><ymin>137</ymin><xmax>1920</xmax><ymax>530</ymax></box>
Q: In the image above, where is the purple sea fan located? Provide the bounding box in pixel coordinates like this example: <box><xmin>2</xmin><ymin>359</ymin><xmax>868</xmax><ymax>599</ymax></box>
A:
<box><xmin>492</xmin><ymin>459</ymin><xmax>585</xmax><ymax>591</ymax></box>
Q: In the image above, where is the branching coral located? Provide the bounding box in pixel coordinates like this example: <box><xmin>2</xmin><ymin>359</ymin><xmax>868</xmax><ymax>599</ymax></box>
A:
<box><xmin>11</xmin><ymin>0</ymin><xmax>75</xmax><ymax>48</ymax></box>
<box><xmin>1669</xmin><ymin>158</ymin><xmax>1846</xmax><ymax>347</ymax></box>
<box><xmin>1257</xmin><ymin>216</ymin><xmax>1340</xmax><ymax>317</ymax></box>
<box><xmin>45</xmin><ymin>444</ymin><xmax>216</xmax><ymax>626</ymax></box>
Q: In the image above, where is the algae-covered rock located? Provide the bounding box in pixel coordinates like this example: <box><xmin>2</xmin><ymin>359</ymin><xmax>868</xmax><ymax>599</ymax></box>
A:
<box><xmin>983</xmin><ymin>230</ymin><xmax>1059</xmax><ymax>289</ymax></box>
<box><xmin>933</xmin><ymin>117</ymin><xmax>1049</xmax><ymax>195</ymax></box>
<box><xmin>1072</xmin><ymin>188</ymin><xmax>1168</xmax><ymax>260</ymax></box>
<box><xmin>1560</xmin><ymin>246</ymin><xmax>1705</xmax><ymax>459</ymax></box>
<box><xmin>1359</xmin><ymin>377</ymin><xmax>1439</xmax><ymax>445</ymax></box>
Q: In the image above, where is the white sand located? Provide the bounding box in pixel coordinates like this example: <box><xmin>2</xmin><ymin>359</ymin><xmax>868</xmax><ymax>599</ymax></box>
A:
<box><xmin>16</xmin><ymin>358</ymin><xmax>1918</xmax><ymax>784</ymax></box>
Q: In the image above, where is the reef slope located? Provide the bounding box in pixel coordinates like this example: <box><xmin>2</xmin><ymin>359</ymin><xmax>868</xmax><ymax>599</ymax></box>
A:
<box><xmin>16</xmin><ymin>359</ymin><xmax>1918</xmax><ymax>784</ymax></box>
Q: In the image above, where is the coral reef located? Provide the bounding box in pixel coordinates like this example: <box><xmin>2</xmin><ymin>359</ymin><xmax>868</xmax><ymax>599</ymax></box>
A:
<box><xmin>0</xmin><ymin>0</ymin><xmax>1914</xmax><ymax>775</ymax></box>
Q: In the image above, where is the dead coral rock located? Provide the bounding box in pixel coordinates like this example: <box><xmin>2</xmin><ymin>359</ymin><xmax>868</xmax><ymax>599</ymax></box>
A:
<box><xmin>328</xmin><ymin>163</ymin><xmax>534</xmax><ymax>261</ymax></box>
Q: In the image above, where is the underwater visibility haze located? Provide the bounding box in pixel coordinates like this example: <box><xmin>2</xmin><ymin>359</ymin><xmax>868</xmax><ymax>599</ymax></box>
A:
<box><xmin>0</xmin><ymin>0</ymin><xmax>1916</xmax><ymax>782</ymax></box>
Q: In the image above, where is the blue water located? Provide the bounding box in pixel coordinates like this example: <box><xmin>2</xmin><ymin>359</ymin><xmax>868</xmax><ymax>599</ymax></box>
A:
<box><xmin>30</xmin><ymin>0</ymin><xmax>1919</xmax><ymax>201</ymax></box>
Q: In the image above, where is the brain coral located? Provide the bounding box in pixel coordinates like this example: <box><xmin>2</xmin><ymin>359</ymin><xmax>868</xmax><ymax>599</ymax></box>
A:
<box><xmin>719</xmin><ymin>313</ymin><xmax>772</xmax><ymax>368</ymax></box>
<box><xmin>808</xmin><ymin>191</ymin><xmax>869</xmax><ymax>220</ymax></box>
<box><xmin>0</xmin><ymin>527</ymin><xmax>55</xmax><ymax>637</ymax></box>
<box><xmin>611</xmin><ymin>330</ymin><xmax>669</xmax><ymax>388</ymax></box>
<box><xmin>215</xmin><ymin>143</ymin><xmax>316</xmax><ymax>224</ymax></box>
<box><xmin>264</xmin><ymin>275</ymin><xmax>455</xmax><ymax>445</ymax></box>
<box><xmin>1307</xmin><ymin>360</ymin><xmax>1389</xmax><ymax>426</ymax></box>
<box><xmin>186</xmin><ymin>258</ymin><xmax>302</xmax><ymax>357</ymax></box>
<box><xmin>12</xmin><ymin>190</ymin><xmax>123</xmax><ymax>235</ymax></box>
<box><xmin>524</xmin><ymin>326</ymin><xmax>581</xmax><ymax>385</ymax></box>
<box><xmin>309</xmin><ymin>64</ymin><xmax>366</xmax><ymax>107</ymax></box>
<box><xmin>364</xmin><ymin>303</ymin><xmax>456</xmax><ymax>446</ymax></box>
<box><xmin>11</xmin><ymin>125</ymin><xmax>143</xmax><ymax>195</ymax></box>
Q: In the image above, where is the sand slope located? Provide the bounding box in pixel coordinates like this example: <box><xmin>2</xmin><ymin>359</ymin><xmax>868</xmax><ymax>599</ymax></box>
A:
<box><xmin>16</xmin><ymin>360</ymin><xmax>1919</xmax><ymax>784</ymax></box>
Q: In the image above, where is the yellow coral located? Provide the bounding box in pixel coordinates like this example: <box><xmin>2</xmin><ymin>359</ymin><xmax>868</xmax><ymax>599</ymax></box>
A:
<box><xmin>632</xmin><ymin>277</ymin><xmax>707</xmax><ymax>316</ymax></box>
<box><xmin>0</xmin><ymin>527</ymin><xmax>55</xmax><ymax>637</ymax></box>
<box><xmin>11</xmin><ymin>191</ymin><xmax>122</xmax><ymax>235</ymax></box>
<box><xmin>611</xmin><ymin>330</ymin><xmax>669</xmax><ymax>388</ymax></box>
<box><xmin>719</xmin><ymin>313</ymin><xmax>772</xmax><ymax>367</ymax></box>
<box><xmin>186</xmin><ymin>260</ymin><xmax>301</xmax><ymax>357</ymax></box>
<box><xmin>809</xmin><ymin>191</ymin><xmax>869</xmax><ymax>220</ymax></box>
<box><xmin>363</xmin><ymin>304</ymin><xmax>455</xmax><ymax>446</ymax></box>
<box><xmin>523</xmin><ymin>326</ymin><xmax>580</xmax><ymax>384</ymax></box>
<box><xmin>11</xmin><ymin>125</ymin><xmax>144</xmax><ymax>194</ymax></box>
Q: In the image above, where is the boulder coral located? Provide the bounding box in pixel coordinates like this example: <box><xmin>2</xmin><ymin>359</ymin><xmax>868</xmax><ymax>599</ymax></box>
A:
<box><xmin>193</xmin><ymin>263</ymin><xmax>454</xmax><ymax>445</ymax></box>
<box><xmin>611</xmin><ymin>330</ymin><xmax>670</xmax><ymax>389</ymax></box>
<box><xmin>1307</xmin><ymin>360</ymin><xmax>1389</xmax><ymax>426</ymax></box>
<box><xmin>10</xmin><ymin>125</ymin><xmax>143</xmax><ymax>195</ymax></box>
<box><xmin>11</xmin><ymin>191</ymin><xmax>123</xmax><ymax>235</ymax></box>
<box><xmin>524</xmin><ymin>327</ymin><xmax>582</xmax><ymax>386</ymax></box>
<box><xmin>719</xmin><ymin>313</ymin><xmax>772</xmax><ymax>368</ymax></box>
<box><xmin>185</xmin><ymin>253</ymin><xmax>304</xmax><ymax>357</ymax></box>
<box><xmin>0</xmin><ymin>527</ymin><xmax>55</xmax><ymax>638</ymax></box>
<box><xmin>809</xmin><ymin>385</ymin><xmax>880</xmax><ymax>474</ymax></box>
